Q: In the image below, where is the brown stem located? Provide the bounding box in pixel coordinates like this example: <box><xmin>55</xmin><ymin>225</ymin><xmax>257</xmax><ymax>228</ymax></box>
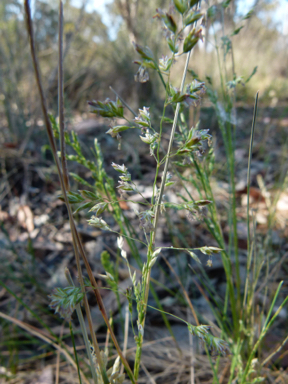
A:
<box><xmin>24</xmin><ymin>2</ymin><xmax>136</xmax><ymax>382</ymax></box>
<box><xmin>58</xmin><ymin>0</ymin><xmax>69</xmax><ymax>191</ymax></box>
<box><xmin>162</xmin><ymin>256</ymin><xmax>199</xmax><ymax>326</ymax></box>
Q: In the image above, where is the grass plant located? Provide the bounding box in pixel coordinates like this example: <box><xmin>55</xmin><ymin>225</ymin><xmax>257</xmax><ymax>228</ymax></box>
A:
<box><xmin>170</xmin><ymin>4</ymin><xmax>288</xmax><ymax>382</ymax></box>
<box><xmin>1</xmin><ymin>0</ymin><xmax>286</xmax><ymax>383</ymax></box>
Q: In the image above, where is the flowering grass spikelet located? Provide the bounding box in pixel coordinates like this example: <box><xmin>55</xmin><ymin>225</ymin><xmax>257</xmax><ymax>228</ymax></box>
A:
<box><xmin>48</xmin><ymin>286</ymin><xmax>84</xmax><ymax>321</ymax></box>
<box><xmin>138</xmin><ymin>210</ymin><xmax>155</xmax><ymax>232</ymax></box>
<box><xmin>112</xmin><ymin>163</ymin><xmax>127</xmax><ymax>174</ymax></box>
<box><xmin>117</xmin><ymin>236</ymin><xmax>127</xmax><ymax>259</ymax></box>
<box><xmin>88</xmin><ymin>98</ymin><xmax>124</xmax><ymax>118</ymax></box>
<box><xmin>87</xmin><ymin>216</ymin><xmax>111</xmax><ymax>231</ymax></box>
<box><xmin>106</xmin><ymin>125</ymin><xmax>132</xmax><ymax>138</ymax></box>
<box><xmin>89</xmin><ymin>202</ymin><xmax>108</xmax><ymax>215</ymax></box>
<box><xmin>140</xmin><ymin>130</ymin><xmax>158</xmax><ymax>144</ymax></box>
<box><xmin>134</xmin><ymin>107</ymin><xmax>151</xmax><ymax>128</ymax></box>
<box><xmin>134</xmin><ymin>65</ymin><xmax>150</xmax><ymax>83</ymax></box>
<box><xmin>188</xmin><ymin>250</ymin><xmax>201</xmax><ymax>264</ymax></box>
<box><xmin>188</xmin><ymin>323</ymin><xmax>231</xmax><ymax>356</ymax></box>
<box><xmin>159</xmin><ymin>55</ymin><xmax>173</xmax><ymax>72</ymax></box>
<box><xmin>98</xmin><ymin>272</ymin><xmax>115</xmax><ymax>281</ymax></box>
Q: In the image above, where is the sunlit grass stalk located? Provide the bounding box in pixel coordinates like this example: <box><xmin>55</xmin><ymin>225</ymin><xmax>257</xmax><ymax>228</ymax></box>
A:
<box><xmin>243</xmin><ymin>92</ymin><xmax>259</xmax><ymax>313</ymax></box>
<box><xmin>211</xmin><ymin>19</ymin><xmax>241</xmax><ymax>327</ymax></box>
<box><xmin>176</xmin><ymin>124</ymin><xmax>237</xmax><ymax>333</ymax></box>
<box><xmin>94</xmin><ymin>132</ymin><xmax>179</xmax><ymax>347</ymax></box>
<box><xmin>154</xmin><ymin>18</ymin><xmax>240</xmax><ymax>337</ymax></box>
<box><xmin>133</xmin><ymin>49</ymin><xmax>192</xmax><ymax>379</ymax></box>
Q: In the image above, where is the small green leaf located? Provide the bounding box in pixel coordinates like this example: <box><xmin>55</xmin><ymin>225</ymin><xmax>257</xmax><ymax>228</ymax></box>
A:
<box><xmin>243</xmin><ymin>9</ymin><xmax>254</xmax><ymax>20</ymax></box>
<box><xmin>184</xmin><ymin>11</ymin><xmax>202</xmax><ymax>27</ymax></box>
<box><xmin>222</xmin><ymin>0</ymin><xmax>232</xmax><ymax>9</ymax></box>
<box><xmin>167</xmin><ymin>37</ymin><xmax>179</xmax><ymax>54</ymax></box>
<box><xmin>101</xmin><ymin>251</ymin><xmax>114</xmax><ymax>277</ymax></box>
<box><xmin>88</xmin><ymin>98</ymin><xmax>124</xmax><ymax>118</ymax></box>
<box><xmin>246</xmin><ymin>66</ymin><xmax>258</xmax><ymax>84</ymax></box>
<box><xmin>133</xmin><ymin>43</ymin><xmax>154</xmax><ymax>61</ymax></box>
<box><xmin>69</xmin><ymin>172</ymin><xmax>92</xmax><ymax>188</ymax></box>
<box><xmin>183</xmin><ymin>28</ymin><xmax>201</xmax><ymax>53</ymax></box>
<box><xmin>154</xmin><ymin>9</ymin><xmax>177</xmax><ymax>33</ymax></box>
<box><xmin>49</xmin><ymin>114</ymin><xmax>59</xmax><ymax>138</ymax></box>
<box><xmin>188</xmin><ymin>69</ymin><xmax>199</xmax><ymax>79</ymax></box>
<box><xmin>164</xmin><ymin>13</ymin><xmax>177</xmax><ymax>33</ymax></box>
<box><xmin>206</xmin><ymin>75</ymin><xmax>213</xmax><ymax>85</ymax></box>
<box><xmin>162</xmin><ymin>117</ymin><xmax>174</xmax><ymax>124</ymax></box>
<box><xmin>194</xmin><ymin>200</ymin><xmax>212</xmax><ymax>207</ymax></box>
<box><xmin>231</xmin><ymin>26</ymin><xmax>244</xmax><ymax>36</ymax></box>
<box><xmin>189</xmin><ymin>0</ymin><xmax>201</xmax><ymax>6</ymax></box>
<box><xmin>106</xmin><ymin>125</ymin><xmax>133</xmax><ymax>137</ymax></box>
<box><xmin>73</xmin><ymin>201</ymin><xmax>95</xmax><ymax>214</ymax></box>
<box><xmin>207</xmin><ymin>5</ymin><xmax>217</xmax><ymax>19</ymax></box>
<box><xmin>60</xmin><ymin>191</ymin><xmax>85</xmax><ymax>204</ymax></box>
<box><xmin>173</xmin><ymin>0</ymin><xmax>187</xmax><ymax>14</ymax></box>
<box><xmin>79</xmin><ymin>190</ymin><xmax>98</xmax><ymax>200</ymax></box>
<box><xmin>165</xmin><ymin>181</ymin><xmax>175</xmax><ymax>187</ymax></box>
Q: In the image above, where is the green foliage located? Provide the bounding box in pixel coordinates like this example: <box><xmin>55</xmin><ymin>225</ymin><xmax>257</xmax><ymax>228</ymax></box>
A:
<box><xmin>88</xmin><ymin>98</ymin><xmax>124</xmax><ymax>118</ymax></box>
<box><xmin>100</xmin><ymin>251</ymin><xmax>119</xmax><ymax>295</ymax></box>
<box><xmin>188</xmin><ymin>324</ymin><xmax>230</xmax><ymax>356</ymax></box>
<box><xmin>48</xmin><ymin>286</ymin><xmax>84</xmax><ymax>321</ymax></box>
<box><xmin>54</xmin><ymin>0</ymin><xmax>287</xmax><ymax>376</ymax></box>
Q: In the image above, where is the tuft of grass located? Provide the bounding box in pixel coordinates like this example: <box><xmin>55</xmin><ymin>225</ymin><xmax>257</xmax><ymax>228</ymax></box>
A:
<box><xmin>0</xmin><ymin>1</ymin><xmax>286</xmax><ymax>383</ymax></box>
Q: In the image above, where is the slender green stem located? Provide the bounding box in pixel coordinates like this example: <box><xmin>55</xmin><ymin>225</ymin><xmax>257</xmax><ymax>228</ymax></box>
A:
<box><xmin>110</xmin><ymin>230</ymin><xmax>147</xmax><ymax>247</ymax></box>
<box><xmin>133</xmin><ymin>50</ymin><xmax>192</xmax><ymax>380</ymax></box>
<box><xmin>242</xmin><ymin>92</ymin><xmax>259</xmax><ymax>319</ymax></box>
<box><xmin>155</xmin><ymin>64</ymin><xmax>166</xmax><ymax>89</ymax></box>
<box><xmin>152</xmin><ymin>50</ymin><xmax>192</xmax><ymax>238</ymax></box>
<box><xmin>109</xmin><ymin>86</ymin><xmax>137</xmax><ymax>116</ymax></box>
<box><xmin>227</xmin><ymin>118</ymin><xmax>241</xmax><ymax>311</ymax></box>
<box><xmin>241</xmin><ymin>283</ymin><xmax>288</xmax><ymax>383</ymax></box>
<box><xmin>69</xmin><ymin>321</ymin><xmax>83</xmax><ymax>384</ymax></box>
<box><xmin>246</xmin><ymin>92</ymin><xmax>259</xmax><ymax>261</ymax></box>
<box><xmin>212</xmin><ymin>23</ymin><xmax>226</xmax><ymax>101</ymax></box>
<box><xmin>151</xmin><ymin>79</ymin><xmax>170</xmax><ymax>207</ymax></box>
<box><xmin>104</xmin><ymin>198</ymin><xmax>149</xmax><ymax>206</ymax></box>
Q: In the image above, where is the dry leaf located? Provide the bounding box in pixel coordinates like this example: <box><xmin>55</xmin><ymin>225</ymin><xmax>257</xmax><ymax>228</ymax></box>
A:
<box><xmin>17</xmin><ymin>205</ymin><xmax>34</xmax><ymax>233</ymax></box>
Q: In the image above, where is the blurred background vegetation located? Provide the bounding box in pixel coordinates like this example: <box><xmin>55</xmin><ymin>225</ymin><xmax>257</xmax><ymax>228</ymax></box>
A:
<box><xmin>1</xmin><ymin>0</ymin><xmax>288</xmax><ymax>145</ymax></box>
